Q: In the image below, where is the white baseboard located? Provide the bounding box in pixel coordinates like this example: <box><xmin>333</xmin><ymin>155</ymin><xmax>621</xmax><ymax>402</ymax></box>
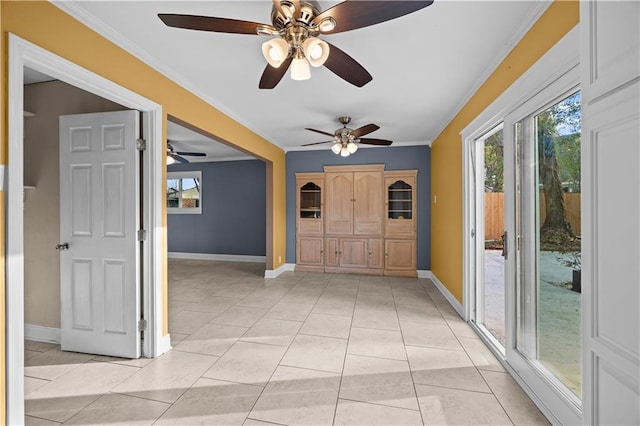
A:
<box><xmin>25</xmin><ymin>324</ymin><xmax>60</xmax><ymax>344</ymax></box>
<box><xmin>430</xmin><ymin>272</ymin><xmax>466</xmax><ymax>320</ymax></box>
<box><xmin>264</xmin><ymin>263</ymin><xmax>296</xmax><ymax>279</ymax></box>
<box><xmin>417</xmin><ymin>270</ymin><xmax>432</xmax><ymax>279</ymax></box>
<box><xmin>158</xmin><ymin>333</ymin><xmax>172</xmax><ymax>356</ymax></box>
<box><xmin>168</xmin><ymin>252</ymin><xmax>266</xmax><ymax>262</ymax></box>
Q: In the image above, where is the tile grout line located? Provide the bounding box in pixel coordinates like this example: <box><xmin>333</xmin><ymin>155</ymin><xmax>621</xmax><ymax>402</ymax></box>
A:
<box><xmin>331</xmin><ymin>274</ymin><xmax>360</xmax><ymax>426</ymax></box>
<box><xmin>392</xmin><ymin>280</ymin><xmax>427</xmax><ymax>426</ymax></box>
<box><xmin>242</xmin><ymin>272</ymin><xmax>332</xmax><ymax>424</ymax></box>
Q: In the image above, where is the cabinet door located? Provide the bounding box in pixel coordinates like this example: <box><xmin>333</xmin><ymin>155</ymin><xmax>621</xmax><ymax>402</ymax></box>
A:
<box><xmin>325</xmin><ymin>237</ymin><xmax>339</xmax><ymax>267</ymax></box>
<box><xmin>368</xmin><ymin>239</ymin><xmax>384</xmax><ymax>269</ymax></box>
<box><xmin>353</xmin><ymin>171</ymin><xmax>384</xmax><ymax>235</ymax></box>
<box><xmin>297</xmin><ymin>237</ymin><xmax>324</xmax><ymax>266</ymax></box>
<box><xmin>325</xmin><ymin>172</ymin><xmax>354</xmax><ymax>234</ymax></box>
<box><xmin>385</xmin><ymin>239</ymin><xmax>416</xmax><ymax>271</ymax></box>
<box><xmin>297</xmin><ymin>176</ymin><xmax>323</xmax><ymax>235</ymax></box>
<box><xmin>385</xmin><ymin>174</ymin><xmax>416</xmax><ymax>238</ymax></box>
<box><xmin>340</xmin><ymin>238</ymin><xmax>368</xmax><ymax>268</ymax></box>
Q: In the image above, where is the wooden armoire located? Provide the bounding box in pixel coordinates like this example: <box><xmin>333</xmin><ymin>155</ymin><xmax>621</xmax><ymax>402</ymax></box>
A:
<box><xmin>296</xmin><ymin>164</ymin><xmax>417</xmax><ymax>276</ymax></box>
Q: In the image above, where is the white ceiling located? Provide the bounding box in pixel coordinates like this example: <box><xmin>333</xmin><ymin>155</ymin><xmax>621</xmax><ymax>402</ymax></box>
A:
<box><xmin>49</xmin><ymin>0</ymin><xmax>548</xmax><ymax>161</ymax></box>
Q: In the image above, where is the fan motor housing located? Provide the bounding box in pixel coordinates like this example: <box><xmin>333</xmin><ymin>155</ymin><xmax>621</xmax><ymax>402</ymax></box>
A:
<box><xmin>271</xmin><ymin>1</ymin><xmax>322</xmax><ymax>29</ymax></box>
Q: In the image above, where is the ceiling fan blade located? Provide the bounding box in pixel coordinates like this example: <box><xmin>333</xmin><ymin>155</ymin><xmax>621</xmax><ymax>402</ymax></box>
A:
<box><xmin>273</xmin><ymin>0</ymin><xmax>287</xmax><ymax>18</ymax></box>
<box><xmin>259</xmin><ymin>56</ymin><xmax>293</xmax><ymax>89</ymax></box>
<box><xmin>313</xmin><ymin>1</ymin><xmax>433</xmax><ymax>34</ymax></box>
<box><xmin>290</xmin><ymin>0</ymin><xmax>302</xmax><ymax>19</ymax></box>
<box><xmin>175</xmin><ymin>151</ymin><xmax>206</xmax><ymax>157</ymax></box>
<box><xmin>358</xmin><ymin>138</ymin><xmax>393</xmax><ymax>146</ymax></box>
<box><xmin>158</xmin><ymin>14</ymin><xmax>275</xmax><ymax>35</ymax></box>
<box><xmin>301</xmin><ymin>140</ymin><xmax>334</xmax><ymax>146</ymax></box>
<box><xmin>323</xmin><ymin>43</ymin><xmax>372</xmax><ymax>87</ymax></box>
<box><xmin>305</xmin><ymin>128</ymin><xmax>336</xmax><ymax>137</ymax></box>
<box><xmin>351</xmin><ymin>123</ymin><xmax>380</xmax><ymax>138</ymax></box>
<box><xmin>170</xmin><ymin>154</ymin><xmax>190</xmax><ymax>163</ymax></box>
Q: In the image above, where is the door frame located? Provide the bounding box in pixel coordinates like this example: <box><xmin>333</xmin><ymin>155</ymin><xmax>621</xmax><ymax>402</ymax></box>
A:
<box><xmin>461</xmin><ymin>27</ymin><xmax>580</xmax><ymax>425</ymax></box>
<box><xmin>6</xmin><ymin>34</ymin><xmax>166</xmax><ymax>423</ymax></box>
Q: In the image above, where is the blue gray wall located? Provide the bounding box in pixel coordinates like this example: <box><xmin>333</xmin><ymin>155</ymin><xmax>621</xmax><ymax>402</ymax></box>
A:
<box><xmin>286</xmin><ymin>146</ymin><xmax>431</xmax><ymax>269</ymax></box>
<box><xmin>167</xmin><ymin>159</ymin><xmax>266</xmax><ymax>256</ymax></box>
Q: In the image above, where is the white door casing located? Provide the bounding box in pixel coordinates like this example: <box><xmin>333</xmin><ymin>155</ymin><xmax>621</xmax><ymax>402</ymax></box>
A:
<box><xmin>59</xmin><ymin>110</ymin><xmax>141</xmax><ymax>358</ymax></box>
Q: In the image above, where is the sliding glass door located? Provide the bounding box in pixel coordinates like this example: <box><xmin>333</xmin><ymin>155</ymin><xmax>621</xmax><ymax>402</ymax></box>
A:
<box><xmin>471</xmin><ymin>124</ymin><xmax>506</xmax><ymax>350</ymax></box>
<box><xmin>508</xmin><ymin>87</ymin><xmax>582</xmax><ymax>423</ymax></box>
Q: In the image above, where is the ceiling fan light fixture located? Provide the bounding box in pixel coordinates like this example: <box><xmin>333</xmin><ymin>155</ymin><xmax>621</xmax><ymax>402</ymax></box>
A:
<box><xmin>347</xmin><ymin>141</ymin><xmax>358</xmax><ymax>154</ymax></box>
<box><xmin>331</xmin><ymin>142</ymin><xmax>342</xmax><ymax>154</ymax></box>
<box><xmin>317</xmin><ymin>16</ymin><xmax>337</xmax><ymax>33</ymax></box>
<box><xmin>262</xmin><ymin>38</ymin><xmax>289</xmax><ymax>68</ymax></box>
<box><xmin>340</xmin><ymin>147</ymin><xmax>350</xmax><ymax>157</ymax></box>
<box><xmin>166</xmin><ymin>155</ymin><xmax>176</xmax><ymax>165</ymax></box>
<box><xmin>291</xmin><ymin>56</ymin><xmax>311</xmax><ymax>80</ymax></box>
<box><xmin>302</xmin><ymin>37</ymin><xmax>329</xmax><ymax>67</ymax></box>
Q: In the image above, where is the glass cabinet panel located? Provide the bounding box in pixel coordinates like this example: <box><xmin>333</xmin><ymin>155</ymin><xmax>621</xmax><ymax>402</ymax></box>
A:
<box><xmin>388</xmin><ymin>180</ymin><xmax>412</xmax><ymax>219</ymax></box>
<box><xmin>300</xmin><ymin>182</ymin><xmax>321</xmax><ymax>218</ymax></box>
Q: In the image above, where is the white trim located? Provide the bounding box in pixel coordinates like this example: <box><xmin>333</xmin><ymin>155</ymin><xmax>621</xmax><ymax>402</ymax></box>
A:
<box><xmin>158</xmin><ymin>333</ymin><xmax>172</xmax><ymax>356</ymax></box>
<box><xmin>0</xmin><ymin>165</ymin><xmax>5</xmax><ymax>192</ymax></box>
<box><xmin>186</xmin><ymin>155</ymin><xmax>254</xmax><ymax>163</ymax></box>
<box><xmin>50</xmin><ymin>1</ymin><xmax>267</xmax><ymax>149</ymax></box>
<box><xmin>168</xmin><ymin>252</ymin><xmax>267</xmax><ymax>263</ymax></box>
<box><xmin>417</xmin><ymin>270</ymin><xmax>432</xmax><ymax>279</ymax></box>
<box><xmin>24</xmin><ymin>324</ymin><xmax>61</xmax><ymax>344</ymax></box>
<box><xmin>7</xmin><ymin>34</ymin><xmax>165</xmax><ymax>423</ymax></box>
<box><xmin>264</xmin><ymin>263</ymin><xmax>296</xmax><ymax>278</ymax></box>
<box><xmin>431</xmin><ymin>2</ymin><xmax>552</xmax><ymax>143</ymax></box>
<box><xmin>430</xmin><ymin>272</ymin><xmax>465</xmax><ymax>320</ymax></box>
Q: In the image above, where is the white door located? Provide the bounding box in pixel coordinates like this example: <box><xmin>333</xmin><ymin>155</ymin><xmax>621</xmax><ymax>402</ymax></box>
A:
<box><xmin>59</xmin><ymin>110</ymin><xmax>141</xmax><ymax>358</ymax></box>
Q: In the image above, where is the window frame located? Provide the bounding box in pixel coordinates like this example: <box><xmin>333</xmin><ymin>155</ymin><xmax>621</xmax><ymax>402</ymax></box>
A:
<box><xmin>166</xmin><ymin>170</ymin><xmax>202</xmax><ymax>214</ymax></box>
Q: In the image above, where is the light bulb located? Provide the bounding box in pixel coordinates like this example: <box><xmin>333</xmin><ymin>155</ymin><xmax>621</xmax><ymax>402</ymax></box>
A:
<box><xmin>340</xmin><ymin>147</ymin><xmax>350</xmax><ymax>157</ymax></box>
<box><xmin>303</xmin><ymin>37</ymin><xmax>330</xmax><ymax>67</ymax></box>
<box><xmin>262</xmin><ymin>38</ymin><xmax>289</xmax><ymax>68</ymax></box>
<box><xmin>347</xmin><ymin>142</ymin><xmax>358</xmax><ymax>154</ymax></box>
<box><xmin>291</xmin><ymin>57</ymin><xmax>311</xmax><ymax>80</ymax></box>
<box><xmin>331</xmin><ymin>143</ymin><xmax>342</xmax><ymax>154</ymax></box>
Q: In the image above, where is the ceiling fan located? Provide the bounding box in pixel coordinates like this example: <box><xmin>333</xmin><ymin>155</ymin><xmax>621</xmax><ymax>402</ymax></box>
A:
<box><xmin>302</xmin><ymin>116</ymin><xmax>392</xmax><ymax>157</ymax></box>
<box><xmin>167</xmin><ymin>141</ymin><xmax>206</xmax><ymax>164</ymax></box>
<box><xmin>158</xmin><ymin>0</ymin><xmax>434</xmax><ymax>89</ymax></box>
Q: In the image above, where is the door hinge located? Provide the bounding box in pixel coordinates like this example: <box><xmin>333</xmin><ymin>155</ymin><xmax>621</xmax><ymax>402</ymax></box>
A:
<box><xmin>137</xmin><ymin>229</ymin><xmax>147</xmax><ymax>241</ymax></box>
<box><xmin>136</xmin><ymin>138</ymin><xmax>147</xmax><ymax>151</ymax></box>
<box><xmin>138</xmin><ymin>319</ymin><xmax>147</xmax><ymax>331</ymax></box>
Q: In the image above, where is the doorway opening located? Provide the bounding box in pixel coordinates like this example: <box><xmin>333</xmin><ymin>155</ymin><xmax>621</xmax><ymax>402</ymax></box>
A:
<box><xmin>7</xmin><ymin>34</ymin><xmax>165</xmax><ymax>423</ymax></box>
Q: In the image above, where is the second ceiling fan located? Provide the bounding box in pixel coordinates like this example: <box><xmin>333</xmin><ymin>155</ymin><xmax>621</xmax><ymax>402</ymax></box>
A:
<box><xmin>159</xmin><ymin>0</ymin><xmax>433</xmax><ymax>89</ymax></box>
<box><xmin>303</xmin><ymin>116</ymin><xmax>392</xmax><ymax>157</ymax></box>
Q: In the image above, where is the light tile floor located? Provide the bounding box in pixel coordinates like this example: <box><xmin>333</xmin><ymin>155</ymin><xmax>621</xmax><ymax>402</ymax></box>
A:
<box><xmin>25</xmin><ymin>259</ymin><xmax>550</xmax><ymax>425</ymax></box>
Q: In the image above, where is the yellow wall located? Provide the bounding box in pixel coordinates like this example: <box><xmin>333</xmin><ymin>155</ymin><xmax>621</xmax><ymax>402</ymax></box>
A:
<box><xmin>430</xmin><ymin>1</ymin><xmax>579</xmax><ymax>302</ymax></box>
<box><xmin>0</xmin><ymin>2</ymin><xmax>287</xmax><ymax>420</ymax></box>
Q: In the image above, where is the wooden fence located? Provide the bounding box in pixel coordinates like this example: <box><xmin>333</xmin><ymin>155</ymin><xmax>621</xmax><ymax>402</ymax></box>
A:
<box><xmin>484</xmin><ymin>192</ymin><xmax>581</xmax><ymax>241</ymax></box>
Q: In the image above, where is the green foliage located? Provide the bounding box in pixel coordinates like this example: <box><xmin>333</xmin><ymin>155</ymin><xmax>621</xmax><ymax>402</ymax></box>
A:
<box><xmin>484</xmin><ymin>130</ymin><xmax>504</xmax><ymax>192</ymax></box>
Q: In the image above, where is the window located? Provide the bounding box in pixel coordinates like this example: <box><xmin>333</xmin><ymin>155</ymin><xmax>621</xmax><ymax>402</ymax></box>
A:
<box><xmin>167</xmin><ymin>171</ymin><xmax>201</xmax><ymax>214</ymax></box>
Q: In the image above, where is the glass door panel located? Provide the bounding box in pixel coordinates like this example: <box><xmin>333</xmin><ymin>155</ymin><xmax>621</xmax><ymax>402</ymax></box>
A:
<box><xmin>517</xmin><ymin>91</ymin><xmax>582</xmax><ymax>398</ymax></box>
<box><xmin>473</xmin><ymin>124</ymin><xmax>506</xmax><ymax>349</ymax></box>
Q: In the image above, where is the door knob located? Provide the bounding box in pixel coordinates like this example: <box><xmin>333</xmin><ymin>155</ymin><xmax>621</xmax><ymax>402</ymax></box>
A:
<box><xmin>56</xmin><ymin>242</ymin><xmax>69</xmax><ymax>251</ymax></box>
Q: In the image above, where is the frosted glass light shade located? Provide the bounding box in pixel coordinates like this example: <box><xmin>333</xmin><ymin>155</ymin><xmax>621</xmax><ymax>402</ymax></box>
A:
<box><xmin>347</xmin><ymin>142</ymin><xmax>358</xmax><ymax>154</ymax></box>
<box><xmin>262</xmin><ymin>38</ymin><xmax>289</xmax><ymax>68</ymax></box>
<box><xmin>331</xmin><ymin>143</ymin><xmax>342</xmax><ymax>154</ymax></box>
<box><xmin>166</xmin><ymin>155</ymin><xmax>176</xmax><ymax>165</ymax></box>
<box><xmin>291</xmin><ymin>57</ymin><xmax>311</xmax><ymax>80</ymax></box>
<box><xmin>340</xmin><ymin>147</ymin><xmax>350</xmax><ymax>157</ymax></box>
<box><xmin>303</xmin><ymin>37</ymin><xmax>330</xmax><ymax>67</ymax></box>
